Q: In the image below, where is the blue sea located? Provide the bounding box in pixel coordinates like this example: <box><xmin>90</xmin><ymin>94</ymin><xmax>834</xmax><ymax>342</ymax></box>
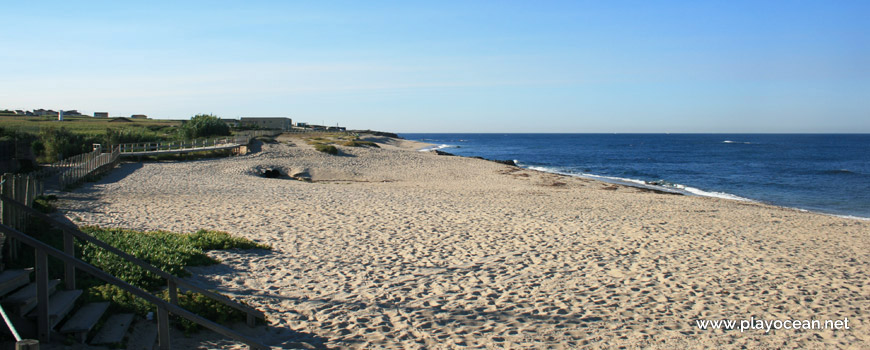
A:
<box><xmin>401</xmin><ymin>134</ymin><xmax>870</xmax><ymax>220</ymax></box>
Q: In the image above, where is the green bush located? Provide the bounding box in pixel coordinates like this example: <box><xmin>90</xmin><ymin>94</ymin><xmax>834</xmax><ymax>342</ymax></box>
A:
<box><xmin>188</xmin><ymin>229</ymin><xmax>271</xmax><ymax>250</ymax></box>
<box><xmin>86</xmin><ymin>285</ymin><xmax>247</xmax><ymax>334</ymax></box>
<box><xmin>341</xmin><ymin>140</ymin><xmax>380</xmax><ymax>148</ymax></box>
<box><xmin>36</xmin><ymin>127</ymin><xmax>101</xmax><ymax>162</ymax></box>
<box><xmin>171</xmin><ymin>289</ymin><xmax>248</xmax><ymax>333</ymax></box>
<box><xmin>76</xmin><ymin>227</ymin><xmax>269</xmax><ymax>332</ymax></box>
<box><xmin>313</xmin><ymin>143</ymin><xmax>338</xmax><ymax>155</ymax></box>
<box><xmin>77</xmin><ymin>227</ymin><xmax>270</xmax><ymax>290</ymax></box>
<box><xmin>179</xmin><ymin>114</ymin><xmax>231</xmax><ymax>139</ymax></box>
<box><xmin>78</xmin><ymin>227</ymin><xmax>213</xmax><ymax>290</ymax></box>
<box><xmin>87</xmin><ymin>284</ymin><xmax>153</xmax><ymax>315</ymax></box>
<box><xmin>33</xmin><ymin>195</ymin><xmax>58</xmax><ymax>213</ymax></box>
<box><xmin>105</xmin><ymin>127</ymin><xmax>165</xmax><ymax>144</ymax></box>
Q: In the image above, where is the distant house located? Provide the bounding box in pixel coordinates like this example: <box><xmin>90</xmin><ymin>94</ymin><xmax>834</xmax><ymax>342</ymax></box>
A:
<box><xmin>240</xmin><ymin>117</ymin><xmax>293</xmax><ymax>131</ymax></box>
<box><xmin>295</xmin><ymin>122</ymin><xmax>309</xmax><ymax>128</ymax></box>
<box><xmin>130</xmin><ymin>114</ymin><xmax>148</xmax><ymax>119</ymax></box>
<box><xmin>94</xmin><ymin>112</ymin><xmax>109</xmax><ymax>118</ymax></box>
<box><xmin>327</xmin><ymin>126</ymin><xmax>346</xmax><ymax>132</ymax></box>
<box><xmin>62</xmin><ymin>110</ymin><xmax>82</xmax><ymax>116</ymax></box>
<box><xmin>33</xmin><ymin>109</ymin><xmax>57</xmax><ymax>117</ymax></box>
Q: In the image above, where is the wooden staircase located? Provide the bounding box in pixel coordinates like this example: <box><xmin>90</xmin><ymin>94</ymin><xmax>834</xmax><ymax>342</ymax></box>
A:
<box><xmin>0</xmin><ymin>268</ymin><xmax>155</xmax><ymax>348</ymax></box>
<box><xmin>0</xmin><ymin>194</ymin><xmax>268</xmax><ymax>349</ymax></box>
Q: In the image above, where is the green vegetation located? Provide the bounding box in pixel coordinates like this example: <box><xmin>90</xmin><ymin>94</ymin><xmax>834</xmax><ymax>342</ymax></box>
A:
<box><xmin>179</xmin><ymin>114</ymin><xmax>231</xmax><ymax>139</ymax></box>
<box><xmin>313</xmin><ymin>143</ymin><xmax>339</xmax><ymax>155</ymax></box>
<box><xmin>74</xmin><ymin>227</ymin><xmax>269</xmax><ymax>332</ymax></box>
<box><xmin>304</xmin><ymin>132</ymin><xmax>378</xmax><ymax>155</ymax></box>
<box><xmin>78</xmin><ymin>227</ymin><xmax>269</xmax><ymax>290</ymax></box>
<box><xmin>142</xmin><ymin>148</ymin><xmax>235</xmax><ymax>162</ymax></box>
<box><xmin>342</xmin><ymin>140</ymin><xmax>380</xmax><ymax>148</ymax></box>
<box><xmin>0</xmin><ymin>116</ymin><xmax>178</xmax><ymax>163</ymax></box>
<box><xmin>186</xmin><ymin>229</ymin><xmax>271</xmax><ymax>250</ymax></box>
<box><xmin>6</xmin><ymin>222</ymin><xmax>270</xmax><ymax>333</ymax></box>
<box><xmin>87</xmin><ymin>285</ymin><xmax>250</xmax><ymax>334</ymax></box>
<box><xmin>0</xmin><ymin>114</ymin><xmax>244</xmax><ymax>164</ymax></box>
<box><xmin>33</xmin><ymin>195</ymin><xmax>58</xmax><ymax>213</ymax></box>
<box><xmin>0</xmin><ymin>115</ymin><xmax>181</xmax><ymax>136</ymax></box>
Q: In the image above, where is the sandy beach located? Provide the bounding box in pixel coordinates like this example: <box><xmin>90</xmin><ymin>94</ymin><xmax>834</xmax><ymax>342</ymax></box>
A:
<box><xmin>57</xmin><ymin>134</ymin><xmax>870</xmax><ymax>349</ymax></box>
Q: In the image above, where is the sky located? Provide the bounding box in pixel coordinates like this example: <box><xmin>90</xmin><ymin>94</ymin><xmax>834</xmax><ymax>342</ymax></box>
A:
<box><xmin>2</xmin><ymin>1</ymin><xmax>868</xmax><ymax>133</ymax></box>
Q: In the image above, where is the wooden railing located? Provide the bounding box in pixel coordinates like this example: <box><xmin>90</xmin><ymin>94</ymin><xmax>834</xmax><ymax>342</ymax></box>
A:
<box><xmin>57</xmin><ymin>146</ymin><xmax>121</xmax><ymax>189</ymax></box>
<box><xmin>0</xmin><ymin>173</ymin><xmax>44</xmax><ymax>263</ymax></box>
<box><xmin>117</xmin><ymin>136</ymin><xmax>250</xmax><ymax>154</ymax></box>
<box><xmin>0</xmin><ymin>195</ymin><xmax>268</xmax><ymax>349</ymax></box>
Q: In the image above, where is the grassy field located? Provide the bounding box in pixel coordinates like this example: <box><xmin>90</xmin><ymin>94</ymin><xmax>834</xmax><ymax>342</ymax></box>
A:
<box><xmin>0</xmin><ymin>115</ymin><xmax>182</xmax><ymax>138</ymax></box>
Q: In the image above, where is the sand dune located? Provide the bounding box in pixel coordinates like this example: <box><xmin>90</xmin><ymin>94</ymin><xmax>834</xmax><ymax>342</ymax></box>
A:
<box><xmin>59</xmin><ymin>134</ymin><xmax>870</xmax><ymax>349</ymax></box>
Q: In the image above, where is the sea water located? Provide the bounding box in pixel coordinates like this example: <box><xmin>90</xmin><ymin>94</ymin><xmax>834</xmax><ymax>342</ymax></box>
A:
<box><xmin>402</xmin><ymin>134</ymin><xmax>870</xmax><ymax>219</ymax></box>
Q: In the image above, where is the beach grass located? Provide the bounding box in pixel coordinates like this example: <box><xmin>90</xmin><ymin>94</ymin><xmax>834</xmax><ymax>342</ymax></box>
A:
<box><xmin>0</xmin><ymin>115</ymin><xmax>180</xmax><ymax>137</ymax></box>
<box><xmin>313</xmin><ymin>143</ymin><xmax>339</xmax><ymax>154</ymax></box>
<box><xmin>341</xmin><ymin>140</ymin><xmax>380</xmax><ymax>148</ymax></box>
<box><xmin>74</xmin><ymin>227</ymin><xmax>269</xmax><ymax>332</ymax></box>
<box><xmin>304</xmin><ymin>132</ymin><xmax>375</xmax><ymax>153</ymax></box>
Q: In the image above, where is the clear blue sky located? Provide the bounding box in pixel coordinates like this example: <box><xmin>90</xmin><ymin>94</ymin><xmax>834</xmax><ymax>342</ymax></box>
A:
<box><xmin>2</xmin><ymin>1</ymin><xmax>868</xmax><ymax>133</ymax></box>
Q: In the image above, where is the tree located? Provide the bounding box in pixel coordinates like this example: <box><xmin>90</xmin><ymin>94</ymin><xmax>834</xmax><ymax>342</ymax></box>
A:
<box><xmin>180</xmin><ymin>114</ymin><xmax>231</xmax><ymax>139</ymax></box>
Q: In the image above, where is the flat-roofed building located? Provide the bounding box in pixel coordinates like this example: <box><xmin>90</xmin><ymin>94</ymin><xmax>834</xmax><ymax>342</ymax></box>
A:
<box><xmin>94</xmin><ymin>112</ymin><xmax>109</xmax><ymax>118</ymax></box>
<box><xmin>240</xmin><ymin>117</ymin><xmax>293</xmax><ymax>130</ymax></box>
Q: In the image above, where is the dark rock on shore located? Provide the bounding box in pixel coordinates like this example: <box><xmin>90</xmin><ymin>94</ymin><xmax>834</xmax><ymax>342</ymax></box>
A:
<box><xmin>491</xmin><ymin>159</ymin><xmax>517</xmax><ymax>166</ymax></box>
<box><xmin>262</xmin><ymin>169</ymin><xmax>282</xmax><ymax>178</ymax></box>
<box><xmin>433</xmin><ymin>150</ymin><xmax>455</xmax><ymax>156</ymax></box>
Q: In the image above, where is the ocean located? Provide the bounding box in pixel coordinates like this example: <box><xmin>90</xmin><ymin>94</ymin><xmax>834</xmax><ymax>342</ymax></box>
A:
<box><xmin>401</xmin><ymin>134</ymin><xmax>870</xmax><ymax>220</ymax></box>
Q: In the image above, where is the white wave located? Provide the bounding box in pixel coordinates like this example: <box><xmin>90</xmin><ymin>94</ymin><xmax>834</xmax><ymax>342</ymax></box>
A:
<box><xmin>833</xmin><ymin>214</ymin><xmax>870</xmax><ymax>221</ymax></box>
<box><xmin>418</xmin><ymin>144</ymin><xmax>454</xmax><ymax>152</ymax></box>
<box><xmin>524</xmin><ymin>163</ymin><xmax>866</xmax><ymax>219</ymax></box>
<box><xmin>580</xmin><ymin>173</ymin><xmax>648</xmax><ymax>186</ymax></box>
<box><xmin>525</xmin><ymin>166</ymin><xmax>751</xmax><ymax>200</ymax></box>
<box><xmin>673</xmin><ymin>184</ymin><xmax>752</xmax><ymax>201</ymax></box>
<box><xmin>527</xmin><ymin>165</ymin><xmax>568</xmax><ymax>174</ymax></box>
<box><xmin>723</xmin><ymin>140</ymin><xmax>751</xmax><ymax>144</ymax></box>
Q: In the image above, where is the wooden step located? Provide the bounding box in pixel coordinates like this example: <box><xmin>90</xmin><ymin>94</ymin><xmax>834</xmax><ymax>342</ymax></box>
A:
<box><xmin>2</xmin><ymin>279</ymin><xmax>61</xmax><ymax>316</ymax></box>
<box><xmin>124</xmin><ymin>319</ymin><xmax>157</xmax><ymax>350</ymax></box>
<box><xmin>27</xmin><ymin>289</ymin><xmax>82</xmax><ymax>328</ymax></box>
<box><xmin>91</xmin><ymin>313</ymin><xmax>135</xmax><ymax>345</ymax></box>
<box><xmin>0</xmin><ymin>268</ymin><xmax>33</xmax><ymax>296</ymax></box>
<box><xmin>60</xmin><ymin>302</ymin><xmax>110</xmax><ymax>342</ymax></box>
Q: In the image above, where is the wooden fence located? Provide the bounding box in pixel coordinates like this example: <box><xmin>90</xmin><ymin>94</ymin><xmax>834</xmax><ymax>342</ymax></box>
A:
<box><xmin>0</xmin><ymin>174</ymin><xmax>42</xmax><ymax>232</ymax></box>
<box><xmin>0</xmin><ymin>173</ymin><xmax>44</xmax><ymax>263</ymax></box>
<box><xmin>117</xmin><ymin>135</ymin><xmax>250</xmax><ymax>154</ymax></box>
<box><xmin>58</xmin><ymin>146</ymin><xmax>121</xmax><ymax>189</ymax></box>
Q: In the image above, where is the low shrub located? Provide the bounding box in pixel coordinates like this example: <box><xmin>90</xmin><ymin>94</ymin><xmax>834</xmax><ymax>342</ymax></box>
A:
<box><xmin>33</xmin><ymin>195</ymin><xmax>58</xmax><ymax>213</ymax></box>
<box><xmin>78</xmin><ymin>227</ymin><xmax>270</xmax><ymax>290</ymax></box>
<box><xmin>188</xmin><ymin>229</ymin><xmax>271</xmax><ymax>250</ymax></box>
<box><xmin>313</xmin><ymin>143</ymin><xmax>338</xmax><ymax>155</ymax></box>
<box><xmin>179</xmin><ymin>114</ymin><xmax>231</xmax><ymax>139</ymax></box>
<box><xmin>341</xmin><ymin>140</ymin><xmax>380</xmax><ymax>148</ymax></box>
<box><xmin>77</xmin><ymin>227</ymin><xmax>269</xmax><ymax>333</ymax></box>
<box><xmin>86</xmin><ymin>285</ymin><xmax>248</xmax><ymax>334</ymax></box>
